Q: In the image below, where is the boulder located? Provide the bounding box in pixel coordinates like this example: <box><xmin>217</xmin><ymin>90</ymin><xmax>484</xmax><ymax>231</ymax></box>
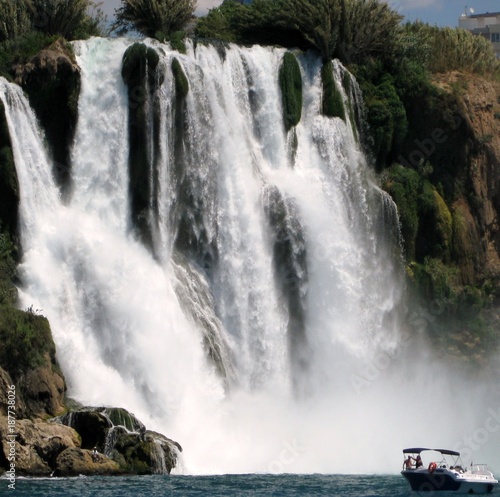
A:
<box><xmin>55</xmin><ymin>447</ymin><xmax>122</xmax><ymax>476</ymax></box>
<box><xmin>110</xmin><ymin>428</ymin><xmax>181</xmax><ymax>475</ymax></box>
<box><xmin>0</xmin><ymin>416</ymin><xmax>80</xmax><ymax>475</ymax></box>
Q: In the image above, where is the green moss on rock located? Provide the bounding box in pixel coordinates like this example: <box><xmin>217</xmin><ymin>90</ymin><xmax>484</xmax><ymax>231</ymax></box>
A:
<box><xmin>416</xmin><ymin>180</ymin><xmax>452</xmax><ymax>262</ymax></box>
<box><xmin>382</xmin><ymin>164</ymin><xmax>421</xmax><ymax>260</ymax></box>
<box><xmin>121</xmin><ymin>43</ymin><xmax>162</xmax><ymax>251</ymax></box>
<box><xmin>171</xmin><ymin>57</ymin><xmax>189</xmax><ymax>100</ymax></box>
<box><xmin>15</xmin><ymin>39</ymin><xmax>81</xmax><ymax>193</ymax></box>
<box><xmin>279</xmin><ymin>52</ymin><xmax>302</xmax><ymax>131</ymax></box>
<box><xmin>0</xmin><ymin>99</ymin><xmax>19</xmax><ymax>242</ymax></box>
<box><xmin>321</xmin><ymin>60</ymin><xmax>345</xmax><ymax>120</ymax></box>
<box><xmin>0</xmin><ymin>307</ymin><xmax>55</xmax><ymax>382</ymax></box>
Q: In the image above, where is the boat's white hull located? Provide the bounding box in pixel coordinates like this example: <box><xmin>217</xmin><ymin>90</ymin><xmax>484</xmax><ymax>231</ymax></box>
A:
<box><xmin>402</xmin><ymin>469</ymin><xmax>497</xmax><ymax>494</ymax></box>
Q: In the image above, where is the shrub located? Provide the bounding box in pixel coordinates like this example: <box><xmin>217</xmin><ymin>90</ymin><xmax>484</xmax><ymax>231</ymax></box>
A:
<box><xmin>279</xmin><ymin>52</ymin><xmax>302</xmax><ymax>131</ymax></box>
<box><xmin>291</xmin><ymin>0</ymin><xmax>340</xmax><ymax>61</ymax></box>
<box><xmin>113</xmin><ymin>0</ymin><xmax>196</xmax><ymax>39</ymax></box>
<box><xmin>336</xmin><ymin>0</ymin><xmax>403</xmax><ymax>63</ymax></box>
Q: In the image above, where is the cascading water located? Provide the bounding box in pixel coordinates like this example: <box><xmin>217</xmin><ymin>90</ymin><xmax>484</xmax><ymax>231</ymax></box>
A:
<box><xmin>1</xmin><ymin>37</ymin><xmax>499</xmax><ymax>475</ymax></box>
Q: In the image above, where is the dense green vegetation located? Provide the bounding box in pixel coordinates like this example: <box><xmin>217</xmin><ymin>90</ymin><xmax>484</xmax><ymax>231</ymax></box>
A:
<box><xmin>0</xmin><ymin>0</ymin><xmax>105</xmax><ymax>43</ymax></box>
<box><xmin>113</xmin><ymin>0</ymin><xmax>195</xmax><ymax>43</ymax></box>
<box><xmin>0</xmin><ymin>0</ymin><xmax>105</xmax><ymax>80</ymax></box>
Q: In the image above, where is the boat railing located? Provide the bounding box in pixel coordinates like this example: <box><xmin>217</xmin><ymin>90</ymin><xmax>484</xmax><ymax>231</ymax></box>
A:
<box><xmin>469</xmin><ymin>464</ymin><xmax>492</xmax><ymax>475</ymax></box>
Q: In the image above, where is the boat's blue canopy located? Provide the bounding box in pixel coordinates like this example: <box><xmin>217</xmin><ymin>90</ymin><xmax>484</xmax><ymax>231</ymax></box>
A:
<box><xmin>403</xmin><ymin>448</ymin><xmax>460</xmax><ymax>456</ymax></box>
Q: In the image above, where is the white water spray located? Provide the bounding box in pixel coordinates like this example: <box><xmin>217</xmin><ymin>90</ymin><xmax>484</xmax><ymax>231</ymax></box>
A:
<box><xmin>1</xmin><ymin>37</ymin><xmax>499</xmax><ymax>475</ymax></box>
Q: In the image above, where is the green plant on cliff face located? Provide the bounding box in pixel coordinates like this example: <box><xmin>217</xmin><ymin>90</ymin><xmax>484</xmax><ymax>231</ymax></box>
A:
<box><xmin>113</xmin><ymin>0</ymin><xmax>195</xmax><ymax>39</ymax></box>
<box><xmin>279</xmin><ymin>52</ymin><xmax>303</xmax><ymax>131</ymax></box>
<box><xmin>382</xmin><ymin>164</ymin><xmax>420</xmax><ymax>260</ymax></box>
<box><xmin>417</xmin><ymin>180</ymin><xmax>452</xmax><ymax>262</ymax></box>
<box><xmin>0</xmin><ymin>306</ymin><xmax>55</xmax><ymax>381</ymax></box>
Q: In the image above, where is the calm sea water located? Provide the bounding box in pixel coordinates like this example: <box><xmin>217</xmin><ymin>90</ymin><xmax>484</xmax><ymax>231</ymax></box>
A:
<box><xmin>0</xmin><ymin>474</ymin><xmax>454</xmax><ymax>497</ymax></box>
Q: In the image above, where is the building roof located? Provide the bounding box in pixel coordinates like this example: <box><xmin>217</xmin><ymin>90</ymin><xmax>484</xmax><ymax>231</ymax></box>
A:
<box><xmin>468</xmin><ymin>12</ymin><xmax>500</xmax><ymax>19</ymax></box>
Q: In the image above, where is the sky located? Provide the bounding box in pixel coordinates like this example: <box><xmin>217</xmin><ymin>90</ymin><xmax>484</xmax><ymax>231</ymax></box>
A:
<box><xmin>99</xmin><ymin>0</ymin><xmax>500</xmax><ymax>27</ymax></box>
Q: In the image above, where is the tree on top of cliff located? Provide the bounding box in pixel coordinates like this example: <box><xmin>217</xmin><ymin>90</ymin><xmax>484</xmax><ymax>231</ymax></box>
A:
<box><xmin>0</xmin><ymin>0</ymin><xmax>32</xmax><ymax>42</ymax></box>
<box><xmin>0</xmin><ymin>0</ymin><xmax>106</xmax><ymax>41</ymax></box>
<box><xmin>112</xmin><ymin>0</ymin><xmax>196</xmax><ymax>39</ymax></box>
<box><xmin>196</xmin><ymin>0</ymin><xmax>402</xmax><ymax>63</ymax></box>
<box><xmin>28</xmin><ymin>0</ymin><xmax>106</xmax><ymax>40</ymax></box>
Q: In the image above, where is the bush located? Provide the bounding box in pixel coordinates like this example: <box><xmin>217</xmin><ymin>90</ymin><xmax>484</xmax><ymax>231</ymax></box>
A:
<box><xmin>113</xmin><ymin>0</ymin><xmax>196</xmax><ymax>39</ymax></box>
<box><xmin>279</xmin><ymin>52</ymin><xmax>302</xmax><ymax>130</ymax></box>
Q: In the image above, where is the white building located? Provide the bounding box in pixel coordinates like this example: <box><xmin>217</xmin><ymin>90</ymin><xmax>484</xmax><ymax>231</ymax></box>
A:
<box><xmin>459</xmin><ymin>11</ymin><xmax>500</xmax><ymax>58</ymax></box>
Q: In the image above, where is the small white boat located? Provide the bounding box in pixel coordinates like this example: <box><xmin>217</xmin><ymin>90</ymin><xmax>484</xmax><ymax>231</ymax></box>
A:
<box><xmin>401</xmin><ymin>448</ymin><xmax>498</xmax><ymax>494</ymax></box>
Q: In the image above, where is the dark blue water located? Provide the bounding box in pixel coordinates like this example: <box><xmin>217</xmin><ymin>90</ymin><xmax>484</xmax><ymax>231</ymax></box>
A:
<box><xmin>4</xmin><ymin>473</ymin><xmax>500</xmax><ymax>496</ymax></box>
<box><xmin>0</xmin><ymin>474</ymin><xmax>440</xmax><ymax>496</ymax></box>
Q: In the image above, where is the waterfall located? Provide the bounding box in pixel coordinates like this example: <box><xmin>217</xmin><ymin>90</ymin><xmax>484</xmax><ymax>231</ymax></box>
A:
<box><xmin>2</xmin><ymin>38</ymin><xmax>497</xmax><ymax>475</ymax></box>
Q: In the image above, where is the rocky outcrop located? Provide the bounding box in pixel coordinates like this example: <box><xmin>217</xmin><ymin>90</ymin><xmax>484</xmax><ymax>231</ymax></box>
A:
<box><xmin>0</xmin><ymin>416</ymin><xmax>81</xmax><ymax>476</ymax></box>
<box><xmin>0</xmin><ymin>309</ymin><xmax>67</xmax><ymax>419</ymax></box>
<box><xmin>13</xmin><ymin>38</ymin><xmax>80</xmax><ymax>193</ymax></box>
<box><xmin>0</xmin><ymin>404</ymin><xmax>182</xmax><ymax>476</ymax></box>
<box><xmin>54</xmin><ymin>406</ymin><xmax>182</xmax><ymax>475</ymax></box>
<box><xmin>18</xmin><ymin>358</ymin><xmax>66</xmax><ymax>419</ymax></box>
<box><xmin>429</xmin><ymin>72</ymin><xmax>500</xmax><ymax>283</ymax></box>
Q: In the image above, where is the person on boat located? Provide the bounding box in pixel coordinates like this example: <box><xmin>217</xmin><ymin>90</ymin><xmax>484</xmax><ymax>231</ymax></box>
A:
<box><xmin>404</xmin><ymin>455</ymin><xmax>415</xmax><ymax>469</ymax></box>
<box><xmin>415</xmin><ymin>455</ymin><xmax>423</xmax><ymax>469</ymax></box>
